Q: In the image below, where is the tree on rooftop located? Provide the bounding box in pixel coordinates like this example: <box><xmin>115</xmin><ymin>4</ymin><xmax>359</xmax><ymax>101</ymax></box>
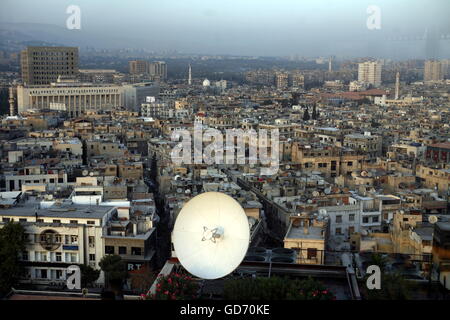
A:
<box><xmin>0</xmin><ymin>222</ymin><xmax>27</xmax><ymax>297</ymax></box>
<box><xmin>223</xmin><ymin>276</ymin><xmax>335</xmax><ymax>300</ymax></box>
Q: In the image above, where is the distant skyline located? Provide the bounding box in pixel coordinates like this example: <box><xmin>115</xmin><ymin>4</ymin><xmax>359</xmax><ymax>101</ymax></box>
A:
<box><xmin>1</xmin><ymin>0</ymin><xmax>450</xmax><ymax>58</ymax></box>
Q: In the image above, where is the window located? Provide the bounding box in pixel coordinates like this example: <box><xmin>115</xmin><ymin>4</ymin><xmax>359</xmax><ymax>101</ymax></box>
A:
<box><xmin>119</xmin><ymin>247</ymin><xmax>127</xmax><ymax>255</ymax></box>
<box><xmin>363</xmin><ymin>217</ymin><xmax>369</xmax><ymax>223</ymax></box>
<box><xmin>2</xmin><ymin>218</ymin><xmax>11</xmax><ymax>223</ymax></box>
<box><xmin>56</xmin><ymin>252</ymin><xmax>62</xmax><ymax>262</ymax></box>
<box><xmin>89</xmin><ymin>236</ymin><xmax>95</xmax><ymax>247</ymax></box>
<box><xmin>349</xmin><ymin>214</ymin><xmax>355</xmax><ymax>222</ymax></box>
<box><xmin>87</xmin><ymin>221</ymin><xmax>95</xmax><ymax>225</ymax></box>
<box><xmin>70</xmin><ymin>235</ymin><xmax>78</xmax><ymax>244</ymax></box>
<box><xmin>19</xmin><ymin>218</ymin><xmax>27</xmax><ymax>222</ymax></box>
<box><xmin>70</xmin><ymin>220</ymin><xmax>78</xmax><ymax>224</ymax></box>
<box><xmin>40</xmin><ymin>269</ymin><xmax>48</xmax><ymax>279</ymax></box>
<box><xmin>336</xmin><ymin>228</ymin><xmax>342</xmax><ymax>235</ymax></box>
<box><xmin>56</xmin><ymin>270</ymin><xmax>63</xmax><ymax>280</ymax></box>
<box><xmin>307</xmin><ymin>248</ymin><xmax>317</xmax><ymax>259</ymax></box>
<box><xmin>105</xmin><ymin>246</ymin><xmax>114</xmax><ymax>254</ymax></box>
<box><xmin>348</xmin><ymin>161</ymin><xmax>353</xmax><ymax>166</ymax></box>
<box><xmin>336</xmin><ymin>215</ymin><xmax>342</xmax><ymax>223</ymax></box>
<box><xmin>53</xmin><ymin>219</ymin><xmax>61</xmax><ymax>223</ymax></box>
<box><xmin>37</xmin><ymin>218</ymin><xmax>44</xmax><ymax>223</ymax></box>
<box><xmin>349</xmin><ymin>226</ymin><xmax>355</xmax><ymax>235</ymax></box>
<box><xmin>373</xmin><ymin>216</ymin><xmax>379</xmax><ymax>223</ymax></box>
<box><xmin>22</xmin><ymin>251</ymin><xmax>29</xmax><ymax>261</ymax></box>
<box><xmin>131</xmin><ymin>247</ymin><xmax>142</xmax><ymax>255</ymax></box>
<box><xmin>89</xmin><ymin>254</ymin><xmax>96</xmax><ymax>261</ymax></box>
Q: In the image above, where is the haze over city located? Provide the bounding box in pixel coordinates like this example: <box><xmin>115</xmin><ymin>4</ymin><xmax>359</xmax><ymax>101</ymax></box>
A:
<box><xmin>1</xmin><ymin>0</ymin><xmax>449</xmax><ymax>58</ymax></box>
<box><xmin>0</xmin><ymin>0</ymin><xmax>450</xmax><ymax>310</ymax></box>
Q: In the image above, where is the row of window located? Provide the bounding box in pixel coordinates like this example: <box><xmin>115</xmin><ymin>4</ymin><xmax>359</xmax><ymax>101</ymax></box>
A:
<box><xmin>26</xmin><ymin>251</ymin><xmax>78</xmax><ymax>263</ymax></box>
<box><xmin>2</xmin><ymin>218</ymin><xmax>95</xmax><ymax>226</ymax></box>
<box><xmin>334</xmin><ymin>215</ymin><xmax>379</xmax><ymax>223</ymax></box>
<box><xmin>105</xmin><ymin>245</ymin><xmax>142</xmax><ymax>256</ymax></box>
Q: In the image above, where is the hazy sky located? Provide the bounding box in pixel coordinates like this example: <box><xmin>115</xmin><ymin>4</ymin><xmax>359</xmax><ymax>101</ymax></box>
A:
<box><xmin>1</xmin><ymin>0</ymin><xmax>449</xmax><ymax>57</ymax></box>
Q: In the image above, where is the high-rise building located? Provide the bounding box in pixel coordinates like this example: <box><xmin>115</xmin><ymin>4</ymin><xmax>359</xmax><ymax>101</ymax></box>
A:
<box><xmin>290</xmin><ymin>72</ymin><xmax>305</xmax><ymax>89</ymax></box>
<box><xmin>275</xmin><ymin>72</ymin><xmax>289</xmax><ymax>89</ymax></box>
<box><xmin>129</xmin><ymin>60</ymin><xmax>149</xmax><ymax>75</ymax></box>
<box><xmin>358</xmin><ymin>61</ymin><xmax>382</xmax><ymax>87</ymax></box>
<box><xmin>20</xmin><ymin>46</ymin><xmax>79</xmax><ymax>85</ymax></box>
<box><xmin>149</xmin><ymin>61</ymin><xmax>167</xmax><ymax>81</ymax></box>
<box><xmin>424</xmin><ymin>60</ymin><xmax>443</xmax><ymax>81</ymax></box>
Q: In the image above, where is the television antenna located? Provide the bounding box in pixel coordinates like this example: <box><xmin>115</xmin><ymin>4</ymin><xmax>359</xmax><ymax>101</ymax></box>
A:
<box><xmin>172</xmin><ymin>192</ymin><xmax>250</xmax><ymax>279</ymax></box>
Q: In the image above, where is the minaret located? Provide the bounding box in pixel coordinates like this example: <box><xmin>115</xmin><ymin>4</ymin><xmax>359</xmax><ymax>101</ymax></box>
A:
<box><xmin>328</xmin><ymin>57</ymin><xmax>332</xmax><ymax>72</ymax></box>
<box><xmin>8</xmin><ymin>87</ymin><xmax>16</xmax><ymax>116</ymax></box>
<box><xmin>188</xmin><ymin>64</ymin><xmax>192</xmax><ymax>85</ymax></box>
<box><xmin>395</xmin><ymin>71</ymin><xmax>400</xmax><ymax>100</ymax></box>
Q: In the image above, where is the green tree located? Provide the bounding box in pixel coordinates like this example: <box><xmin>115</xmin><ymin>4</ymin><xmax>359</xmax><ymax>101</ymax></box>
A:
<box><xmin>303</xmin><ymin>108</ymin><xmax>310</xmax><ymax>121</ymax></box>
<box><xmin>364</xmin><ymin>272</ymin><xmax>413</xmax><ymax>300</ymax></box>
<box><xmin>80</xmin><ymin>264</ymin><xmax>100</xmax><ymax>288</ymax></box>
<box><xmin>224</xmin><ymin>276</ymin><xmax>335</xmax><ymax>300</ymax></box>
<box><xmin>369</xmin><ymin>253</ymin><xmax>388</xmax><ymax>272</ymax></box>
<box><xmin>312</xmin><ymin>104</ymin><xmax>317</xmax><ymax>120</ymax></box>
<box><xmin>99</xmin><ymin>254</ymin><xmax>128</xmax><ymax>292</ymax></box>
<box><xmin>0</xmin><ymin>222</ymin><xmax>27</xmax><ymax>296</ymax></box>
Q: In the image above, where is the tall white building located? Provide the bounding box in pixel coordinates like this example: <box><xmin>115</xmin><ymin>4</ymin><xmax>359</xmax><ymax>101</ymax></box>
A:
<box><xmin>358</xmin><ymin>61</ymin><xmax>382</xmax><ymax>87</ymax></box>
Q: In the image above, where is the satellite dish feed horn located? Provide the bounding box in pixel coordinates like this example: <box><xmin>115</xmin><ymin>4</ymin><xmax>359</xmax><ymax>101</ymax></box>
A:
<box><xmin>172</xmin><ymin>192</ymin><xmax>250</xmax><ymax>279</ymax></box>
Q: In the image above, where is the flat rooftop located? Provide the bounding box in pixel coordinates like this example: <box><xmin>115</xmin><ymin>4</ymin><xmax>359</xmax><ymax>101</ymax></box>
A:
<box><xmin>0</xmin><ymin>203</ymin><xmax>113</xmax><ymax>219</ymax></box>
<box><xmin>285</xmin><ymin>225</ymin><xmax>324</xmax><ymax>240</ymax></box>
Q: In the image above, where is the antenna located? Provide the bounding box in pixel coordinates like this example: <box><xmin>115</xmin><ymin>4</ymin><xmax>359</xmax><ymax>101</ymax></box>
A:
<box><xmin>172</xmin><ymin>192</ymin><xmax>250</xmax><ymax>279</ymax></box>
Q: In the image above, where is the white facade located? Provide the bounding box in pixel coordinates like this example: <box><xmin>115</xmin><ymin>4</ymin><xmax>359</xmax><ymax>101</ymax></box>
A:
<box><xmin>358</xmin><ymin>61</ymin><xmax>382</xmax><ymax>87</ymax></box>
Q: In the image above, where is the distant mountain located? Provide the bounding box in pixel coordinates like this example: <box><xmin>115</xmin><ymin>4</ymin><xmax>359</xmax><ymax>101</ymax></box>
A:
<box><xmin>0</xmin><ymin>22</ymin><xmax>143</xmax><ymax>51</ymax></box>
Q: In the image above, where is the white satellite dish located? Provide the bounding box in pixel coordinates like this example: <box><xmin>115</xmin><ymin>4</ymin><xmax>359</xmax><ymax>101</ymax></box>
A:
<box><xmin>172</xmin><ymin>192</ymin><xmax>250</xmax><ymax>279</ymax></box>
<box><xmin>428</xmin><ymin>215</ymin><xmax>438</xmax><ymax>224</ymax></box>
<box><xmin>312</xmin><ymin>191</ymin><xmax>320</xmax><ymax>197</ymax></box>
<box><xmin>82</xmin><ymin>170</ymin><xmax>88</xmax><ymax>176</ymax></box>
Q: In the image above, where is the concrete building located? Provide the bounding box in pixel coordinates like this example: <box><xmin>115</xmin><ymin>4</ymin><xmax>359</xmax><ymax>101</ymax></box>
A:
<box><xmin>425</xmin><ymin>142</ymin><xmax>450</xmax><ymax>164</ymax></box>
<box><xmin>283</xmin><ymin>214</ymin><xmax>327</xmax><ymax>265</ymax></box>
<box><xmin>0</xmin><ymin>203</ymin><xmax>116</xmax><ymax>287</ymax></box>
<box><xmin>122</xmin><ymin>82</ymin><xmax>160</xmax><ymax>112</ymax></box>
<box><xmin>16</xmin><ymin>80</ymin><xmax>123</xmax><ymax>117</ymax></box>
<box><xmin>424</xmin><ymin>60</ymin><xmax>443</xmax><ymax>82</ymax></box>
<box><xmin>343</xmin><ymin>133</ymin><xmax>382</xmax><ymax>161</ymax></box>
<box><xmin>432</xmin><ymin>221</ymin><xmax>450</xmax><ymax>290</ymax></box>
<box><xmin>149</xmin><ymin>61</ymin><xmax>167</xmax><ymax>81</ymax></box>
<box><xmin>129</xmin><ymin>60</ymin><xmax>149</xmax><ymax>75</ymax></box>
<box><xmin>358</xmin><ymin>61</ymin><xmax>382</xmax><ymax>87</ymax></box>
<box><xmin>21</xmin><ymin>46</ymin><xmax>79</xmax><ymax>85</ymax></box>
<box><xmin>319</xmin><ymin>205</ymin><xmax>361</xmax><ymax>238</ymax></box>
<box><xmin>275</xmin><ymin>72</ymin><xmax>289</xmax><ymax>90</ymax></box>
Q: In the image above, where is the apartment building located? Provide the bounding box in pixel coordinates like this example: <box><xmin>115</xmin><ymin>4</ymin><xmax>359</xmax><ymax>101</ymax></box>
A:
<box><xmin>21</xmin><ymin>46</ymin><xmax>79</xmax><ymax>85</ymax></box>
<box><xmin>283</xmin><ymin>214</ymin><xmax>327</xmax><ymax>265</ymax></box>
<box><xmin>0</xmin><ymin>203</ymin><xmax>117</xmax><ymax>287</ymax></box>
